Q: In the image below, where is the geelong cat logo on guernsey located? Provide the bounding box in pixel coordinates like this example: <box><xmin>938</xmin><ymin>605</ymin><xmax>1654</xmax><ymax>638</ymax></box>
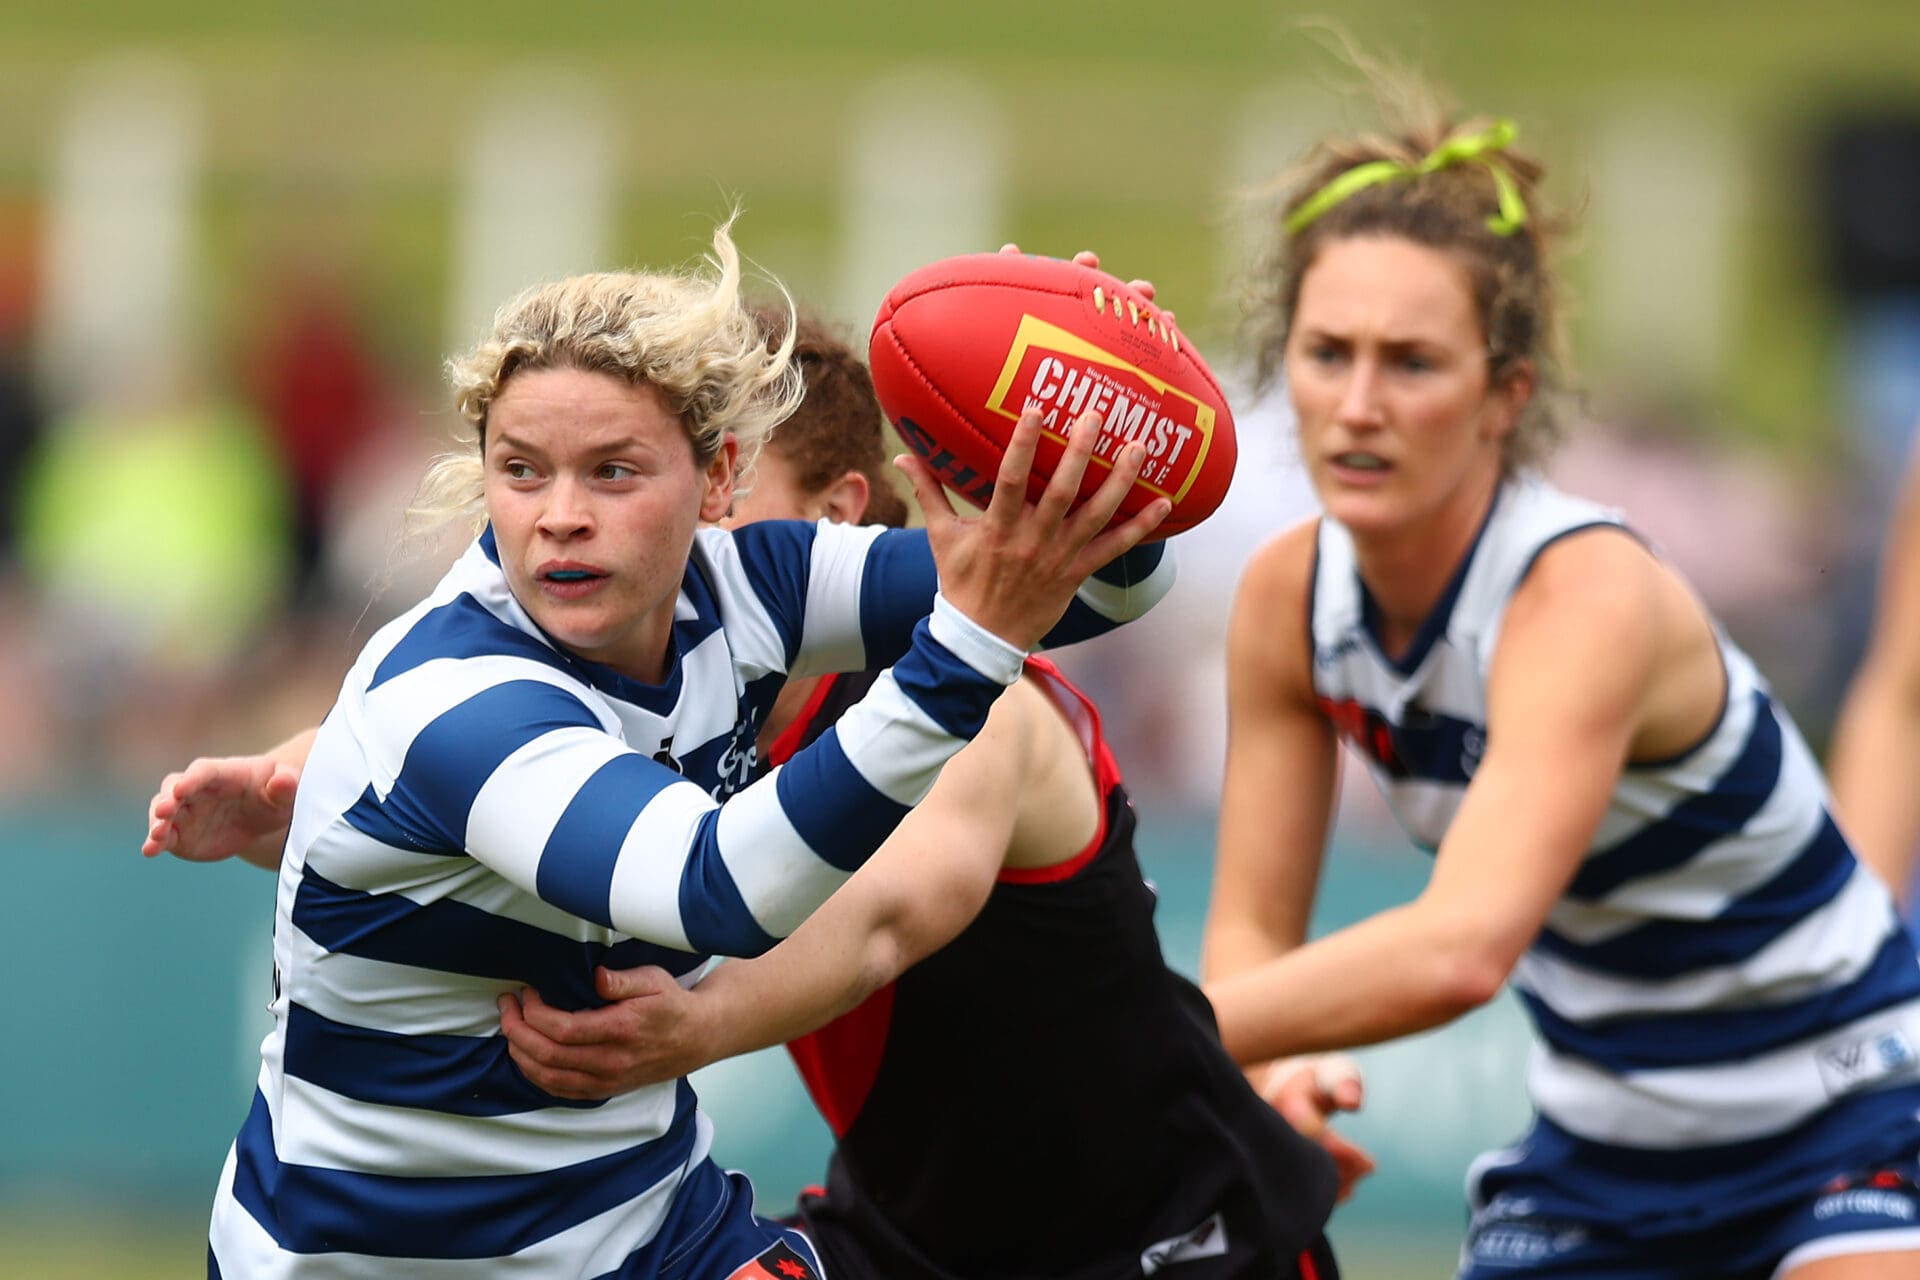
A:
<box><xmin>985</xmin><ymin>316</ymin><xmax>1219</xmax><ymax>501</ymax></box>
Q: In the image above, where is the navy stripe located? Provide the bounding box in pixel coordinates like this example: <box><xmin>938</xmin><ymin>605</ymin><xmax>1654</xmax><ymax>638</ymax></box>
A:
<box><xmin>890</xmin><ymin>619</ymin><xmax>1001</xmax><ymax>739</ymax></box>
<box><xmin>370</xmin><ymin>594</ymin><xmax>569</xmax><ymax>692</ymax></box>
<box><xmin>1538</xmin><ymin>816</ymin><xmax>1857</xmax><ymax>978</ymax></box>
<box><xmin>480</xmin><ymin>525</ymin><xmax>499</xmax><ymax>564</ymax></box>
<box><xmin>1520</xmin><ymin>923</ymin><xmax>1920</xmax><ymax>1072</ymax></box>
<box><xmin>1570</xmin><ymin>691</ymin><xmax>1782</xmax><ymax>901</ymax></box>
<box><xmin>1378</xmin><ymin>707</ymin><xmax>1481</xmax><ymax>785</ymax></box>
<box><xmin>776</xmin><ymin>727</ymin><xmax>911</xmax><ymax>872</ymax></box>
<box><xmin>341</xmin><ymin>784</ymin><xmax>448</xmax><ymax>853</ymax></box>
<box><xmin>229</xmin><ymin>1080</ymin><xmax>698</xmax><ymax>1257</ymax></box>
<box><xmin>1089</xmin><ymin>539</ymin><xmax>1164</xmax><ymax>587</ymax></box>
<box><xmin>291</xmin><ymin>868</ymin><xmax>706</xmax><ymax>1008</ymax></box>
<box><xmin>385</xmin><ymin>680</ymin><xmax>601</xmax><ymax>849</ymax></box>
<box><xmin>856</xmin><ymin>528</ymin><xmax>938</xmax><ymax>670</ymax></box>
<box><xmin>729</xmin><ymin>519</ymin><xmax>817</xmax><ymax>667</ymax></box>
<box><xmin>676</xmin><ymin>809</ymin><xmax>779</xmax><ymax>957</ymax></box>
<box><xmin>283</xmin><ymin>1000</ymin><xmax>601</xmax><ymax>1115</ymax></box>
<box><xmin>537</xmin><ymin>754</ymin><xmax>687</xmax><ymax>928</ymax></box>
<box><xmin>585</xmin><ymin>1157</ymin><xmax>736</xmax><ymax>1280</ymax></box>
<box><xmin>1476</xmin><ymin>1084</ymin><xmax>1920</xmax><ymax>1226</ymax></box>
<box><xmin>1048</xmin><ymin>544</ymin><xmax>1170</xmax><ymax>647</ymax></box>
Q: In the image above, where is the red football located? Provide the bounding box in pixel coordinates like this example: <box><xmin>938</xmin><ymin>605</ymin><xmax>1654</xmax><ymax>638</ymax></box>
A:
<box><xmin>868</xmin><ymin>252</ymin><xmax>1236</xmax><ymax>538</ymax></box>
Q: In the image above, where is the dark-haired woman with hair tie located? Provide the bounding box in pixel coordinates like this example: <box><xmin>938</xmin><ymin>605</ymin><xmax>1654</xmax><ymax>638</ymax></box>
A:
<box><xmin>1202</xmin><ymin>85</ymin><xmax>1920</xmax><ymax>1278</ymax></box>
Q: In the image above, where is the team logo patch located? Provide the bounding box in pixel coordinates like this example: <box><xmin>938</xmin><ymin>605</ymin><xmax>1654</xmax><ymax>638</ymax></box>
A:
<box><xmin>1465</xmin><ymin>1220</ymin><xmax>1588</xmax><ymax>1268</ymax></box>
<box><xmin>725</xmin><ymin>1238</ymin><xmax>816</xmax><ymax>1280</ymax></box>
<box><xmin>1140</xmin><ymin>1212</ymin><xmax>1229</xmax><ymax>1274</ymax></box>
<box><xmin>1815</xmin><ymin>1027</ymin><xmax>1920</xmax><ymax>1097</ymax></box>
<box><xmin>1813</xmin><ymin>1167</ymin><xmax>1920</xmax><ymax>1222</ymax></box>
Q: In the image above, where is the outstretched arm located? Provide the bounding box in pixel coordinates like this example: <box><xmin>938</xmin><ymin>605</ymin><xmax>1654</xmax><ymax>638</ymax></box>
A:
<box><xmin>1830</xmin><ymin>447</ymin><xmax>1920</xmax><ymax>903</ymax></box>
<box><xmin>1207</xmin><ymin>531</ymin><xmax>1658</xmax><ymax>1062</ymax></box>
<box><xmin>373</xmin><ymin>409</ymin><xmax>1162</xmax><ymax>958</ymax></box>
<box><xmin>142</xmin><ymin>728</ymin><xmax>316</xmax><ymax>869</ymax></box>
<box><xmin>497</xmin><ymin>679</ymin><xmax>1054</xmax><ymax>1097</ymax></box>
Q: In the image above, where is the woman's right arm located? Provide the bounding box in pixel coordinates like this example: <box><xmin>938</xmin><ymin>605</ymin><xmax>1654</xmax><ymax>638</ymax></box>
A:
<box><xmin>383</xmin><ymin>409</ymin><xmax>1163</xmax><ymax>958</ymax></box>
<box><xmin>1200</xmin><ymin>523</ymin><xmax>1339</xmax><ymax>1010</ymax></box>
<box><xmin>1831</xmin><ymin>445</ymin><xmax>1920</xmax><ymax>902</ymax></box>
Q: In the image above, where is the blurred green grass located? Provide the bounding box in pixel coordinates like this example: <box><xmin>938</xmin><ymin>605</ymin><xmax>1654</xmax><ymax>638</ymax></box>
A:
<box><xmin>1</xmin><ymin>0</ymin><xmax>1916</xmax><ymax>447</ymax></box>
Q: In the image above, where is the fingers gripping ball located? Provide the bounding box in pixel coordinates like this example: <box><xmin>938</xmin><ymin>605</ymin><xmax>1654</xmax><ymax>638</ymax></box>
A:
<box><xmin>869</xmin><ymin>253</ymin><xmax>1237</xmax><ymax>537</ymax></box>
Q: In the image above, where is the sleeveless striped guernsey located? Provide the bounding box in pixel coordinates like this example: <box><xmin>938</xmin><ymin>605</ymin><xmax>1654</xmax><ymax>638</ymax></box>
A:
<box><xmin>1308</xmin><ymin>474</ymin><xmax>1920</xmax><ymax>1225</ymax></box>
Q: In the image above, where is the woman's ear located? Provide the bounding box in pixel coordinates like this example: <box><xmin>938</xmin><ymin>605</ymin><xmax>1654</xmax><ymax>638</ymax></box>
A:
<box><xmin>699</xmin><ymin>435</ymin><xmax>740</xmax><ymax>522</ymax></box>
<box><xmin>1484</xmin><ymin>358</ymin><xmax>1536</xmax><ymax>442</ymax></box>
<box><xmin>817</xmin><ymin>470</ymin><xmax>871</xmax><ymax>526</ymax></box>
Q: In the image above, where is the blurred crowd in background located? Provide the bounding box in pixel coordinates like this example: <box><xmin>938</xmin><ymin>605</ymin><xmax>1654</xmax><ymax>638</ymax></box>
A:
<box><xmin>0</xmin><ymin>5</ymin><xmax>1915</xmax><ymax>827</ymax></box>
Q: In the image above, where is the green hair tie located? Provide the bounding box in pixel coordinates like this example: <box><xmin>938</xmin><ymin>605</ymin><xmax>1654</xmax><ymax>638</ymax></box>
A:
<box><xmin>1283</xmin><ymin>118</ymin><xmax>1528</xmax><ymax>238</ymax></box>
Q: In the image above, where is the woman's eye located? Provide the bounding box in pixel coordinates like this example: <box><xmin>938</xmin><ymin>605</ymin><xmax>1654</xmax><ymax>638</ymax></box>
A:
<box><xmin>503</xmin><ymin>461</ymin><xmax>536</xmax><ymax>480</ymax></box>
<box><xmin>597</xmin><ymin>463</ymin><xmax>636</xmax><ymax>481</ymax></box>
<box><xmin>1307</xmin><ymin>344</ymin><xmax>1345</xmax><ymax>365</ymax></box>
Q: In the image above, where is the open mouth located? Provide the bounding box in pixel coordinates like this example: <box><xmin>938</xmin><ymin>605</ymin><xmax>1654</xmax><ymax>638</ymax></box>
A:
<box><xmin>1332</xmin><ymin>451</ymin><xmax>1390</xmax><ymax>472</ymax></box>
<box><xmin>536</xmin><ymin>564</ymin><xmax>609</xmax><ymax>595</ymax></box>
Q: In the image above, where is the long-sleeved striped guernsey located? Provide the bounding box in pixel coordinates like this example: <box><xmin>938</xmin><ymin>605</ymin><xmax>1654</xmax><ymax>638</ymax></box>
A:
<box><xmin>207</xmin><ymin>518</ymin><xmax>1172</xmax><ymax>1276</ymax></box>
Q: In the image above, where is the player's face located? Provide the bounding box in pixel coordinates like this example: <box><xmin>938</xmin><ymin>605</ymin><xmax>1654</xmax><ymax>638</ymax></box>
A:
<box><xmin>1284</xmin><ymin>235</ymin><xmax>1524</xmax><ymax>541</ymax></box>
<box><xmin>484</xmin><ymin>367</ymin><xmax>734</xmax><ymax>683</ymax></box>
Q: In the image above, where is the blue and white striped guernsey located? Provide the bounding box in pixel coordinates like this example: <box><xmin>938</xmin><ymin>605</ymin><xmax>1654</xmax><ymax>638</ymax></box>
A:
<box><xmin>207</xmin><ymin>518</ymin><xmax>1172</xmax><ymax>1277</ymax></box>
<box><xmin>1308</xmin><ymin>474</ymin><xmax>1920</xmax><ymax>1228</ymax></box>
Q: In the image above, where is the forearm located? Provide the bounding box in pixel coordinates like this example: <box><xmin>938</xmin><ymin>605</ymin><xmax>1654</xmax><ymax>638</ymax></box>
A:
<box><xmin>1206</xmin><ymin>902</ymin><xmax>1505</xmax><ymax>1064</ymax></box>
<box><xmin>690</xmin><ymin>915</ymin><xmax>908</xmax><ymax>1067</ymax></box>
<box><xmin>1831</xmin><ymin>669</ymin><xmax>1920</xmax><ymax>902</ymax></box>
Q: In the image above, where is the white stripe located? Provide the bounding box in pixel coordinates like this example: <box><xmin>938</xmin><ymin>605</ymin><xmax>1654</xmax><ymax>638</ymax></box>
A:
<box><xmin>693</xmin><ymin>528</ymin><xmax>792</xmax><ymax>679</ymax></box>
<box><xmin>210</xmin><ymin>1136</ymin><xmax>696</xmax><ymax>1279</ymax></box>
<box><xmin>274</xmin><ymin>1070</ymin><xmax>682</xmax><ymax>1176</ymax></box>
<box><xmin>1528</xmin><ymin>996</ymin><xmax>1920</xmax><ymax>1148</ymax></box>
<box><xmin>1370</xmin><ymin>774</ymin><xmax>1454</xmax><ymax>851</ymax></box>
<box><xmin>1514</xmin><ymin>866</ymin><xmax>1901</xmax><ymax>1021</ymax></box>
<box><xmin>466</xmin><ymin>726</ymin><xmax>630</xmax><ymax>890</ymax></box>
<box><xmin>833</xmin><ymin>671</ymin><xmax>972</xmax><ymax>806</ymax></box>
<box><xmin>926</xmin><ymin>593</ymin><xmax>1024</xmax><ymax>685</ymax></box>
<box><xmin>603</xmin><ymin>782</ymin><xmax>715</xmax><ymax>950</ymax></box>
<box><xmin>366</xmin><ymin>654</ymin><xmax>609</xmax><ymax>794</ymax></box>
<box><xmin>716</xmin><ymin>780</ymin><xmax>851</xmax><ymax>940</ymax></box>
<box><xmin>792</xmin><ymin>520</ymin><xmax>885</xmax><ymax>679</ymax></box>
<box><xmin>1547</xmin><ymin>735</ymin><xmax>1831</xmax><ymax>946</ymax></box>
<box><xmin>655</xmin><ymin>628</ymin><xmax>743</xmax><ymax>748</ymax></box>
<box><xmin>1334</xmin><ymin>644</ymin><xmax>1485</xmax><ymax>722</ymax></box>
<box><xmin>282</xmin><ymin>922</ymin><xmax>511</xmax><ymax>1036</ymax></box>
<box><xmin>1068</xmin><ymin>549</ymin><xmax>1177</xmax><ymax>627</ymax></box>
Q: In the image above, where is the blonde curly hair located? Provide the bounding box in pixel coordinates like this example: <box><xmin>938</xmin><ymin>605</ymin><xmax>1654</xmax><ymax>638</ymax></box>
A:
<box><xmin>413</xmin><ymin>220</ymin><xmax>803</xmax><ymax>529</ymax></box>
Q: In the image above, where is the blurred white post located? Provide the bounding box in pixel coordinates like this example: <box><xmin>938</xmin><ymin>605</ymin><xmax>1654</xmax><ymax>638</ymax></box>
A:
<box><xmin>37</xmin><ymin>57</ymin><xmax>202</xmax><ymax>410</ymax></box>
<box><xmin>835</xmin><ymin>71</ymin><xmax>1007</xmax><ymax>327</ymax></box>
<box><xmin>1588</xmin><ymin>98</ymin><xmax>1741</xmax><ymax>397</ymax></box>
<box><xmin>447</xmin><ymin>72</ymin><xmax>613</xmax><ymax>353</ymax></box>
<box><xmin>1218</xmin><ymin>84</ymin><xmax>1338</xmax><ymax>313</ymax></box>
